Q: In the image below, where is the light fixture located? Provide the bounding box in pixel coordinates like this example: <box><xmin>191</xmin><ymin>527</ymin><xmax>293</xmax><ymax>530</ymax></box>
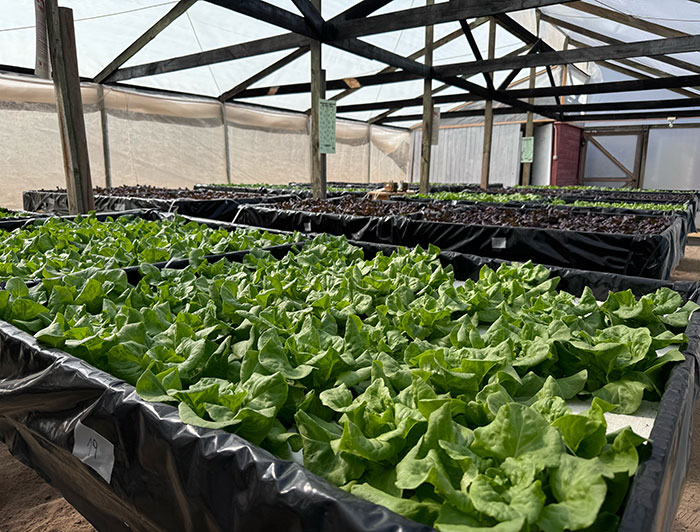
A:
<box><xmin>668</xmin><ymin>116</ymin><xmax>677</xmax><ymax>128</ymax></box>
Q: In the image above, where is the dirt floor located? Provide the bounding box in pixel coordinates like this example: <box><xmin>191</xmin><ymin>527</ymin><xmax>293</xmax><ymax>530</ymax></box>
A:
<box><xmin>0</xmin><ymin>444</ymin><xmax>94</xmax><ymax>532</ymax></box>
<box><xmin>0</xmin><ymin>241</ymin><xmax>699</xmax><ymax>532</ymax></box>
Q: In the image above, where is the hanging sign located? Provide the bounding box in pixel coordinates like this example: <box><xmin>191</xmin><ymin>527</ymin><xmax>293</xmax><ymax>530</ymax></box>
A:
<box><xmin>431</xmin><ymin>108</ymin><xmax>441</xmax><ymax>145</ymax></box>
<box><xmin>521</xmin><ymin>136</ymin><xmax>534</xmax><ymax>163</ymax></box>
<box><xmin>319</xmin><ymin>99</ymin><xmax>336</xmax><ymax>154</ymax></box>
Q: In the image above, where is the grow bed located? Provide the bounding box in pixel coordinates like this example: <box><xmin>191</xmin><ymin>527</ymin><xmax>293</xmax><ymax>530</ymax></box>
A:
<box><xmin>233</xmin><ymin>199</ymin><xmax>686</xmax><ymax>279</ymax></box>
<box><xmin>512</xmin><ymin>187</ymin><xmax>700</xmax><ymax>224</ymax></box>
<box><xmin>0</xmin><ymin>234</ymin><xmax>697</xmax><ymax>532</ymax></box>
<box><xmin>22</xmin><ymin>187</ymin><xmax>292</xmax><ymax>222</ymax></box>
<box><xmin>396</xmin><ymin>196</ymin><xmax>696</xmax><ymax>236</ymax></box>
<box><xmin>0</xmin><ymin>209</ymin><xmax>301</xmax><ymax>282</ymax></box>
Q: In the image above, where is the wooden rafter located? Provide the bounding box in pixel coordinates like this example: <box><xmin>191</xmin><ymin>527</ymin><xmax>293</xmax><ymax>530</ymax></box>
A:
<box><xmin>502</xmin><ymin>73</ymin><xmax>700</xmax><ymax>98</ymax></box>
<box><xmin>496</xmin><ymin>41</ymin><xmax>540</xmax><ymax>91</ymax></box>
<box><xmin>219</xmin><ymin>46</ymin><xmax>310</xmax><ymax>102</ymax></box>
<box><xmin>545</xmin><ymin>65</ymin><xmax>559</xmax><ymax>105</ymax></box>
<box><xmin>564</xmin><ymin>109</ymin><xmax>700</xmax><ymax>121</ymax></box>
<box><xmin>290</xmin><ymin>0</ymin><xmax>324</xmax><ymax>35</ymax></box>
<box><xmin>540</xmin><ymin>14</ymin><xmax>700</xmax><ymax>77</ymax></box>
<box><xmin>93</xmin><ymin>0</ymin><xmax>197</xmax><ymax>83</ymax></box>
<box><xmin>369</xmin><ymin>42</ymin><xmax>531</xmax><ymax>124</ymax></box>
<box><xmin>566</xmin><ymin>1</ymin><xmax>688</xmax><ymax>39</ymax></box>
<box><xmin>330</xmin><ymin>0</ymin><xmax>577</xmax><ymax>39</ymax></box>
<box><xmin>539</xmin><ymin>96</ymin><xmax>700</xmax><ymax>113</ymax></box>
<box><xmin>595</xmin><ymin>60</ymin><xmax>700</xmax><ymax>99</ymax></box>
<box><xmin>108</xmin><ymin>33</ymin><xmax>308</xmax><ymax>82</ymax></box>
<box><xmin>331</xmin><ymin>18</ymin><xmax>488</xmax><ymax>103</ymax></box>
<box><xmin>459</xmin><ymin>19</ymin><xmax>493</xmax><ymax>90</ymax></box>
<box><xmin>565</xmin><ymin>36</ymin><xmax>700</xmax><ymax>98</ymax></box>
<box><xmin>435</xmin><ymin>35</ymin><xmax>700</xmax><ymax>78</ymax></box>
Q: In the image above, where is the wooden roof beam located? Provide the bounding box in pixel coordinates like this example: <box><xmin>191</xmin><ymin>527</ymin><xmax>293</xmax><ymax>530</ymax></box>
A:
<box><xmin>94</xmin><ymin>0</ymin><xmax>197</xmax><ymax>83</ymax></box>
<box><xmin>435</xmin><ymin>35</ymin><xmax>700</xmax><ymax>78</ymax></box>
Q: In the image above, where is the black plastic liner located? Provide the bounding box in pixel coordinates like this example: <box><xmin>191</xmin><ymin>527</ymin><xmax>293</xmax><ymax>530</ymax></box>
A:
<box><xmin>0</xmin><ymin>241</ymin><xmax>698</xmax><ymax>532</ymax></box>
<box><xmin>233</xmin><ymin>205</ymin><xmax>687</xmax><ymax>280</ymax></box>
<box><xmin>21</xmin><ymin>190</ymin><xmax>295</xmax><ymax>223</ymax></box>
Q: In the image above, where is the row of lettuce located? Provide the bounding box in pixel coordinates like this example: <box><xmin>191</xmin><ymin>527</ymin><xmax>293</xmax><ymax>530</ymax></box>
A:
<box><xmin>0</xmin><ymin>213</ymin><xmax>696</xmax><ymax>530</ymax></box>
<box><xmin>406</xmin><ymin>192</ymin><xmax>690</xmax><ymax>212</ymax></box>
<box><xmin>0</xmin><ymin>214</ymin><xmax>299</xmax><ymax>281</ymax></box>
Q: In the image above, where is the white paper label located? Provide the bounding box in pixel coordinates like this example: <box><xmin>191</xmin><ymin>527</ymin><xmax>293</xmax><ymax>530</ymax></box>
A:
<box><xmin>304</xmin><ymin>221</ymin><xmax>312</xmax><ymax>232</ymax></box>
<box><xmin>491</xmin><ymin>237</ymin><xmax>507</xmax><ymax>249</ymax></box>
<box><xmin>72</xmin><ymin>421</ymin><xmax>114</xmax><ymax>483</ymax></box>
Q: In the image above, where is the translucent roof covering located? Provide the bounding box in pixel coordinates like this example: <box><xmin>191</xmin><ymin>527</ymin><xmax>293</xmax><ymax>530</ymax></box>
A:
<box><xmin>1</xmin><ymin>0</ymin><xmax>699</xmax><ymax>125</ymax></box>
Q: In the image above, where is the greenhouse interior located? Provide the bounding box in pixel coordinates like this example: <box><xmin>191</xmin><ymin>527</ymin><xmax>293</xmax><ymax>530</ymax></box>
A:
<box><xmin>1</xmin><ymin>1</ymin><xmax>700</xmax><ymax>531</ymax></box>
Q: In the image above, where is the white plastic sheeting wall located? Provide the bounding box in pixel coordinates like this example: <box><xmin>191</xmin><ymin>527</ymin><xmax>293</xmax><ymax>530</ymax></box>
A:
<box><xmin>408</xmin><ymin>124</ymin><xmax>522</xmax><ymax>186</ymax></box>
<box><xmin>645</xmin><ymin>128</ymin><xmax>700</xmax><ymax>190</ymax></box>
<box><xmin>0</xmin><ymin>73</ymin><xmax>410</xmax><ymax>208</ymax></box>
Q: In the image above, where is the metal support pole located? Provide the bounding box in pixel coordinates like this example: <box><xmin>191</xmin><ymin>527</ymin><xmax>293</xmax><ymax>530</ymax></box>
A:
<box><xmin>45</xmin><ymin>0</ymin><xmax>94</xmax><ymax>213</ymax></box>
<box><xmin>480</xmin><ymin>17</ymin><xmax>496</xmax><ymax>190</ymax></box>
<box><xmin>419</xmin><ymin>0</ymin><xmax>434</xmax><ymax>194</ymax></box>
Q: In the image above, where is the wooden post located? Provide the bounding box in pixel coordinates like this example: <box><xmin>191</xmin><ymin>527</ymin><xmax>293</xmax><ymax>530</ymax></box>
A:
<box><xmin>310</xmin><ymin>0</ymin><xmax>326</xmax><ymax>199</ymax></box>
<box><xmin>522</xmin><ymin>66</ymin><xmax>536</xmax><ymax>186</ymax></box>
<box><xmin>45</xmin><ymin>0</ymin><xmax>94</xmax><ymax>213</ymax></box>
<box><xmin>480</xmin><ymin>17</ymin><xmax>496</xmax><ymax>190</ymax></box>
<box><xmin>221</xmin><ymin>102</ymin><xmax>232</xmax><ymax>184</ymax></box>
<box><xmin>366</xmin><ymin>123</ymin><xmax>372</xmax><ymax>183</ymax></box>
<box><xmin>320</xmin><ymin>68</ymin><xmax>327</xmax><ymax>191</ymax></box>
<box><xmin>97</xmin><ymin>85</ymin><xmax>112</xmax><ymax>188</ymax></box>
<box><xmin>419</xmin><ymin>0</ymin><xmax>434</xmax><ymax>195</ymax></box>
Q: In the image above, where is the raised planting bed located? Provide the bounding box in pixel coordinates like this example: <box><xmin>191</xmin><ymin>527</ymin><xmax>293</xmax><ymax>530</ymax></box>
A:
<box><xmin>0</xmin><ymin>210</ymin><xmax>301</xmax><ymax>282</ymax></box>
<box><xmin>396</xmin><ymin>195</ymin><xmax>696</xmax><ymax>235</ymax></box>
<box><xmin>0</xmin><ymin>234</ymin><xmax>698</xmax><ymax>532</ymax></box>
<box><xmin>511</xmin><ymin>186</ymin><xmax>700</xmax><ymax>216</ymax></box>
<box><xmin>233</xmin><ymin>198</ymin><xmax>686</xmax><ymax>279</ymax></box>
<box><xmin>22</xmin><ymin>186</ymin><xmax>293</xmax><ymax>222</ymax></box>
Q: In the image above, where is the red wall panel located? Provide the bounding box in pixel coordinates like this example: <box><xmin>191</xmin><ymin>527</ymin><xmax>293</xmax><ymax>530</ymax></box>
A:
<box><xmin>551</xmin><ymin>122</ymin><xmax>582</xmax><ymax>186</ymax></box>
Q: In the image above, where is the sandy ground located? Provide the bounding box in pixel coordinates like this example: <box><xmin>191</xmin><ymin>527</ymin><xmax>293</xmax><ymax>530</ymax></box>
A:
<box><xmin>0</xmin><ymin>242</ymin><xmax>698</xmax><ymax>532</ymax></box>
<box><xmin>0</xmin><ymin>444</ymin><xmax>94</xmax><ymax>532</ymax></box>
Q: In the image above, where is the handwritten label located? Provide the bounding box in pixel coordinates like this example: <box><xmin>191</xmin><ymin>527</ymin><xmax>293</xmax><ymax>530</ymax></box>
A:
<box><xmin>491</xmin><ymin>237</ymin><xmax>507</xmax><ymax>249</ymax></box>
<box><xmin>72</xmin><ymin>421</ymin><xmax>114</xmax><ymax>483</ymax></box>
